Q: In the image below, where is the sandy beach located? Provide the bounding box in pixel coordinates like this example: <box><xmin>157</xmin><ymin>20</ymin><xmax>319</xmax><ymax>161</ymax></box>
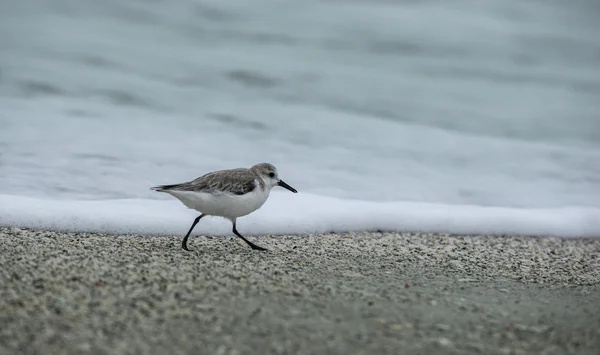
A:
<box><xmin>1</xmin><ymin>226</ymin><xmax>599</xmax><ymax>355</ymax></box>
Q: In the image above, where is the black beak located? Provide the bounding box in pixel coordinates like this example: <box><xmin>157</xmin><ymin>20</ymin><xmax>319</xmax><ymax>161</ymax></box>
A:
<box><xmin>277</xmin><ymin>180</ymin><xmax>298</xmax><ymax>193</ymax></box>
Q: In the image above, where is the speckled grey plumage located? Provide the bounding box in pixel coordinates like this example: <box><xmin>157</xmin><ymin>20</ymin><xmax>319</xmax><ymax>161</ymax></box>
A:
<box><xmin>151</xmin><ymin>163</ymin><xmax>277</xmax><ymax>195</ymax></box>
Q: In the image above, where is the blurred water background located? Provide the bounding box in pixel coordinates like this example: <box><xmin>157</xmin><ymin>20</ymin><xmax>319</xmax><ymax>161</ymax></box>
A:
<box><xmin>1</xmin><ymin>0</ymin><xmax>599</xmax><ymax>236</ymax></box>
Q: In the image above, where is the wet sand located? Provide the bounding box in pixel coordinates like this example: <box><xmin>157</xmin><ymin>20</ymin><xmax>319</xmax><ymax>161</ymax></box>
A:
<box><xmin>1</xmin><ymin>226</ymin><xmax>599</xmax><ymax>355</ymax></box>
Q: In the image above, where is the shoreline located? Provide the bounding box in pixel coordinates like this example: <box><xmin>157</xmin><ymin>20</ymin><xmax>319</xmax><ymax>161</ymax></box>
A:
<box><xmin>1</xmin><ymin>226</ymin><xmax>599</xmax><ymax>354</ymax></box>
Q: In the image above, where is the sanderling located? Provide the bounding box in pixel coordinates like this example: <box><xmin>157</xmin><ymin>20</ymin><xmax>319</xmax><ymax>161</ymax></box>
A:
<box><xmin>151</xmin><ymin>162</ymin><xmax>297</xmax><ymax>251</ymax></box>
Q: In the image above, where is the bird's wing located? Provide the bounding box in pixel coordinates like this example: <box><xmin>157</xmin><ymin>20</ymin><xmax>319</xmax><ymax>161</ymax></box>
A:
<box><xmin>151</xmin><ymin>168</ymin><xmax>257</xmax><ymax>195</ymax></box>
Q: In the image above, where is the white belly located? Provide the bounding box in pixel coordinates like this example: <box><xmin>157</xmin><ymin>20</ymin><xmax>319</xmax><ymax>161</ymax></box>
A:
<box><xmin>165</xmin><ymin>188</ymin><xmax>270</xmax><ymax>219</ymax></box>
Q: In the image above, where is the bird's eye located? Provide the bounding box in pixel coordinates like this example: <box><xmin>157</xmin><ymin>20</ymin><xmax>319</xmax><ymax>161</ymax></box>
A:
<box><xmin>268</xmin><ymin>172</ymin><xmax>275</xmax><ymax>178</ymax></box>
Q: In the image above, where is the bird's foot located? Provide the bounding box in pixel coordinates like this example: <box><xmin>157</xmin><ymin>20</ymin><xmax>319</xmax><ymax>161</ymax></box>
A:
<box><xmin>249</xmin><ymin>243</ymin><xmax>268</xmax><ymax>251</ymax></box>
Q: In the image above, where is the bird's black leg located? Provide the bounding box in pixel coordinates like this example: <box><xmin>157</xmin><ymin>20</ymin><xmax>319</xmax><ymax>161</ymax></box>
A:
<box><xmin>182</xmin><ymin>214</ymin><xmax>205</xmax><ymax>251</ymax></box>
<box><xmin>232</xmin><ymin>220</ymin><xmax>267</xmax><ymax>251</ymax></box>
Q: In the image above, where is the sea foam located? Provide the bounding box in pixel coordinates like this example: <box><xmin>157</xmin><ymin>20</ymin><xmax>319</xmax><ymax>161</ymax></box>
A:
<box><xmin>1</xmin><ymin>193</ymin><xmax>598</xmax><ymax>238</ymax></box>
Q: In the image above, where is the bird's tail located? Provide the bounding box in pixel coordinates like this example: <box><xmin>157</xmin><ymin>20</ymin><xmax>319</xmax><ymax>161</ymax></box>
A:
<box><xmin>150</xmin><ymin>184</ymin><xmax>179</xmax><ymax>192</ymax></box>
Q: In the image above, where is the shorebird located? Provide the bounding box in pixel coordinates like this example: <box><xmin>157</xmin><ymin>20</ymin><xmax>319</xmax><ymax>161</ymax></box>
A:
<box><xmin>151</xmin><ymin>163</ymin><xmax>297</xmax><ymax>251</ymax></box>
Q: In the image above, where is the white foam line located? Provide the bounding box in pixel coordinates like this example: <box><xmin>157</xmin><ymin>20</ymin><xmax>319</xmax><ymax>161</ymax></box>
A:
<box><xmin>1</xmin><ymin>193</ymin><xmax>599</xmax><ymax>238</ymax></box>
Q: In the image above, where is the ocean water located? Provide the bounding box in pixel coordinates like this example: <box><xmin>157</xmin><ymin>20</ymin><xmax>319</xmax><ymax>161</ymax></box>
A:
<box><xmin>1</xmin><ymin>0</ymin><xmax>599</xmax><ymax>237</ymax></box>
